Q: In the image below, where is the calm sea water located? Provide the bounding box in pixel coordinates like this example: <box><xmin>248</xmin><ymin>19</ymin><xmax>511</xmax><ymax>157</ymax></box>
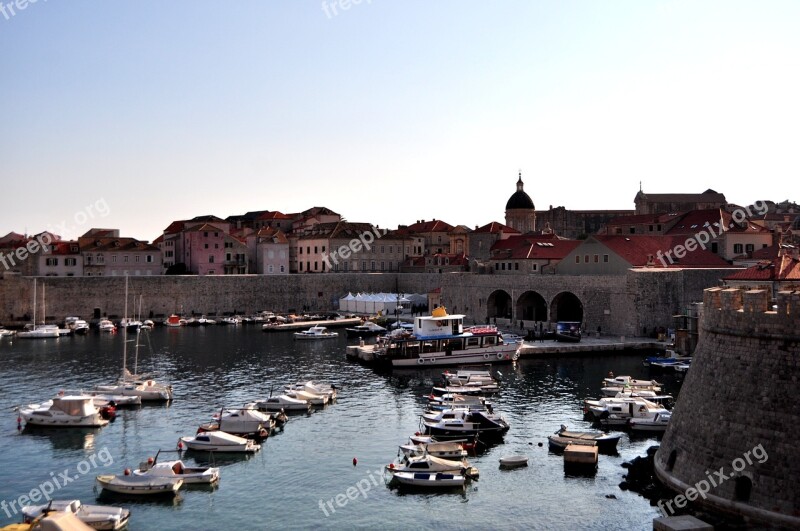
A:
<box><xmin>0</xmin><ymin>327</ymin><xmax>683</xmax><ymax>530</ymax></box>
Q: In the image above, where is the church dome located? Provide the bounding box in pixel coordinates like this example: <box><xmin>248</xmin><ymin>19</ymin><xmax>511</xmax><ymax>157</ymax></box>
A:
<box><xmin>505</xmin><ymin>173</ymin><xmax>534</xmax><ymax>210</ymax></box>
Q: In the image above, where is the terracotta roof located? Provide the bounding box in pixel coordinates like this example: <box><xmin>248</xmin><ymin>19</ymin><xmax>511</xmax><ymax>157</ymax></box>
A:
<box><xmin>490</xmin><ymin>234</ymin><xmax>580</xmax><ymax>260</ymax></box>
<box><xmin>298</xmin><ymin>221</ymin><xmax>378</xmax><ymax>240</ymax></box>
<box><xmin>473</xmin><ymin>222</ymin><xmax>520</xmax><ymax>234</ymax></box>
<box><xmin>189</xmin><ymin>215</ymin><xmax>227</xmax><ymax>223</ymax></box>
<box><xmin>724</xmin><ymin>253</ymin><xmax>800</xmax><ymax>281</ymax></box>
<box><xmin>163</xmin><ymin>221</ymin><xmax>185</xmax><ymax>235</ymax></box>
<box><xmin>405</xmin><ymin>219</ymin><xmax>454</xmax><ymax>233</ymax></box>
<box><xmin>0</xmin><ymin>232</ymin><xmax>26</xmax><ymax>244</ymax></box>
<box><xmin>257</xmin><ymin>227</ymin><xmax>289</xmax><ymax>244</ymax></box>
<box><xmin>152</xmin><ymin>235</ymin><xmax>164</xmax><ymax>245</ymax></box>
<box><xmin>592</xmin><ymin>235</ymin><xmax>734</xmax><ymax>268</ymax></box>
<box><xmin>183</xmin><ymin>223</ymin><xmax>225</xmax><ymax>233</ymax></box>
<box><xmin>78</xmin><ymin>237</ymin><xmax>159</xmax><ymax>252</ymax></box>
<box><xmin>47</xmin><ymin>241</ymin><xmax>81</xmax><ymax>255</ymax></box>
<box><xmin>665</xmin><ymin>210</ymin><xmax>728</xmax><ymax>235</ymax></box>
<box><xmin>257</xmin><ymin>211</ymin><xmax>292</xmax><ymax>221</ymax></box>
<box><xmin>749</xmin><ymin>244</ymin><xmax>779</xmax><ymax>260</ymax></box>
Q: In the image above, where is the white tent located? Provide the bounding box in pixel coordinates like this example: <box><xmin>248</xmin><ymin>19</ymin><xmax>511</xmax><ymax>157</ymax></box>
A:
<box><xmin>339</xmin><ymin>292</ymin><xmax>356</xmax><ymax>312</ymax></box>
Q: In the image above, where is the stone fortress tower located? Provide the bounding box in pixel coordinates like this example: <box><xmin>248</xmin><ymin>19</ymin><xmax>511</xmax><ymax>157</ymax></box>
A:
<box><xmin>505</xmin><ymin>171</ymin><xmax>536</xmax><ymax>234</ymax></box>
<box><xmin>654</xmin><ymin>287</ymin><xmax>800</xmax><ymax>527</ymax></box>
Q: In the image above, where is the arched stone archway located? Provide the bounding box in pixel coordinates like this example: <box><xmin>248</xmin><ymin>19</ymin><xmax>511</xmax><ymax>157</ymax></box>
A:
<box><xmin>550</xmin><ymin>291</ymin><xmax>584</xmax><ymax>323</ymax></box>
<box><xmin>516</xmin><ymin>291</ymin><xmax>547</xmax><ymax>322</ymax></box>
<box><xmin>486</xmin><ymin>290</ymin><xmax>512</xmax><ymax>320</ymax></box>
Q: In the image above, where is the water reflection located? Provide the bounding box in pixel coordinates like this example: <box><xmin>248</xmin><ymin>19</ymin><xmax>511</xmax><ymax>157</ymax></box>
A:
<box><xmin>21</xmin><ymin>426</ymin><xmax>101</xmax><ymax>452</ymax></box>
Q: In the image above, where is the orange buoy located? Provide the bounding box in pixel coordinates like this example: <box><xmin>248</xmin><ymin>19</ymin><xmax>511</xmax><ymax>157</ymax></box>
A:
<box><xmin>123</xmin><ymin>468</ymin><xmax>131</xmax><ymax>476</ymax></box>
<box><xmin>147</xmin><ymin>457</ymin><xmax>154</xmax><ymax>464</ymax></box>
<box><xmin>352</xmin><ymin>457</ymin><xmax>358</xmax><ymax>466</ymax></box>
<box><xmin>388</xmin><ymin>463</ymin><xmax>394</xmax><ymax>469</ymax></box>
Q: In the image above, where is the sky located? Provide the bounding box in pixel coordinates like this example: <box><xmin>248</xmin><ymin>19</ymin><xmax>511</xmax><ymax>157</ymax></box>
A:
<box><xmin>2</xmin><ymin>0</ymin><xmax>799</xmax><ymax>242</ymax></box>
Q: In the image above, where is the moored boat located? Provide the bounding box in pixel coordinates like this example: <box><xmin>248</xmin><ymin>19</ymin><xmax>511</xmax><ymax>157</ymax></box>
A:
<box><xmin>134</xmin><ymin>450</ymin><xmax>220</xmax><ymax>485</ymax></box>
<box><xmin>499</xmin><ymin>455</ymin><xmax>529</xmax><ymax>468</ymax></box>
<box><xmin>294</xmin><ymin>326</ymin><xmax>338</xmax><ymax>340</ymax></box>
<box><xmin>95</xmin><ymin>473</ymin><xmax>182</xmax><ymax>496</ymax></box>
<box><xmin>388</xmin><ymin>471</ymin><xmax>466</xmax><ymax>489</ymax></box>
<box><xmin>179</xmin><ymin>430</ymin><xmax>260</xmax><ymax>453</ymax></box>
<box><xmin>547</xmin><ymin>425</ymin><xmax>621</xmax><ymax>453</ymax></box>
<box><xmin>21</xmin><ymin>500</ymin><xmax>130</xmax><ymax>530</ymax></box>
<box><xmin>372</xmin><ymin>307</ymin><xmax>519</xmax><ymax>368</ymax></box>
<box><xmin>17</xmin><ymin>396</ymin><xmax>110</xmax><ymax>428</ymax></box>
<box><xmin>254</xmin><ymin>395</ymin><xmax>312</xmax><ymax>413</ymax></box>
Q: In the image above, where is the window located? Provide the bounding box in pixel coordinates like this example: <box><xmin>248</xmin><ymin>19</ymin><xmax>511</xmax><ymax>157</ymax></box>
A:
<box><xmin>307</xmin><ymin>247</ymin><xmax>310</xmax><ymax>254</ymax></box>
<box><xmin>214</xmin><ymin>244</ymin><xmax>219</xmax><ymax>249</ymax></box>
<box><xmin>46</xmin><ymin>258</ymin><xmax>58</xmax><ymax>266</ymax></box>
<box><xmin>124</xmin><ymin>255</ymin><xmax>129</xmax><ymax>262</ymax></box>
<box><xmin>649</xmin><ymin>225</ymin><xmax>654</xmax><ymax>232</ymax></box>
<box><xmin>381</xmin><ymin>245</ymin><xmax>384</xmax><ymax>253</ymax></box>
<box><xmin>381</xmin><ymin>261</ymin><xmax>385</xmax><ymax>271</ymax></box>
<box><xmin>514</xmin><ymin>263</ymin><xmax>519</xmax><ymax>270</ymax></box>
<box><xmin>362</xmin><ymin>261</ymin><xmax>366</xmax><ymax>271</ymax></box>
<box><xmin>299</xmin><ymin>247</ymin><xmax>303</xmax><ymax>255</ymax></box>
<box><xmin>501</xmin><ymin>263</ymin><xmax>506</xmax><ymax>270</ymax></box>
<box><xmin>204</xmin><ymin>244</ymin><xmax>209</xmax><ymax>249</ymax></box>
<box><xmin>112</xmin><ymin>255</ymin><xmax>117</xmax><ymax>262</ymax></box>
<box><xmin>594</xmin><ymin>254</ymin><xmax>599</xmax><ymax>263</ymax></box>
<box><xmin>65</xmin><ymin>258</ymin><xmax>76</xmax><ymax>267</ymax></box>
<box><xmin>208</xmin><ymin>270</ymin><xmax>215</xmax><ymax>274</ymax></box>
<box><xmin>629</xmin><ymin>227</ymin><xmax>636</xmax><ymax>234</ymax></box>
<box><xmin>532</xmin><ymin>263</ymin><xmax>538</xmax><ymax>271</ymax></box>
<box><xmin>575</xmin><ymin>255</ymin><xmax>580</xmax><ymax>263</ymax></box>
<box><xmin>745</xmin><ymin>244</ymin><xmax>754</xmax><ymax>253</ymax></box>
<box><xmin>146</xmin><ymin>255</ymin><xmax>153</xmax><ymax>263</ymax></box>
<box><xmin>280</xmin><ymin>265</ymin><xmax>285</xmax><ymax>273</ymax></box>
<box><xmin>495</xmin><ymin>263</ymin><xmax>499</xmax><ymax>270</ymax></box>
<box><xmin>299</xmin><ymin>262</ymin><xmax>303</xmax><ymax>271</ymax></box>
<box><xmin>214</xmin><ymin>232</ymin><xmax>218</xmax><ymax>237</ymax></box>
<box><xmin>584</xmin><ymin>255</ymin><xmax>589</xmax><ymax>263</ymax></box>
<box><xmin>314</xmin><ymin>261</ymin><xmax>319</xmax><ymax>271</ymax></box>
<box><xmin>135</xmin><ymin>255</ymin><xmax>140</xmax><ymax>262</ymax></box>
<box><xmin>209</xmin><ymin>256</ymin><xmax>214</xmax><ymax>263</ymax></box>
<box><xmin>657</xmin><ymin>224</ymin><xmax>662</xmax><ymax>231</ymax></box>
<box><xmin>165</xmin><ymin>251</ymin><xmax>173</xmax><ymax>258</ymax></box>
<box><xmin>204</xmin><ymin>232</ymin><xmax>208</xmax><ymax>237</ymax></box>
<box><xmin>733</xmin><ymin>243</ymin><xmax>744</xmax><ymax>254</ymax></box>
<box><xmin>603</xmin><ymin>254</ymin><xmax>609</xmax><ymax>263</ymax></box>
<box><xmin>389</xmin><ymin>246</ymin><xmax>393</xmax><ymax>254</ymax></box>
<box><xmin>371</xmin><ymin>261</ymin><xmax>376</xmax><ymax>271</ymax></box>
<box><xmin>226</xmin><ymin>253</ymin><xmax>232</xmax><ymax>261</ymax></box>
<box><xmin>314</xmin><ymin>246</ymin><xmax>318</xmax><ymax>254</ymax></box>
<box><xmin>97</xmin><ymin>254</ymin><xmax>104</xmax><ymax>264</ymax></box>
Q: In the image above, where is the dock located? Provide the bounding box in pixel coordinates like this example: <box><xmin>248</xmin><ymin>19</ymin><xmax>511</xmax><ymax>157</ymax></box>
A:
<box><xmin>517</xmin><ymin>336</ymin><xmax>663</xmax><ymax>358</ymax></box>
<box><xmin>261</xmin><ymin>317</ymin><xmax>362</xmax><ymax>332</ymax></box>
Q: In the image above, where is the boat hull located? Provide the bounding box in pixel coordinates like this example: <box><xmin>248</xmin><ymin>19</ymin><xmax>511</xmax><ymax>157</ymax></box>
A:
<box><xmin>96</xmin><ymin>475</ymin><xmax>182</xmax><ymax>495</ymax></box>
<box><xmin>390</xmin><ymin>346</ymin><xmax>519</xmax><ymax>368</ymax></box>
<box><xmin>390</xmin><ymin>471</ymin><xmax>466</xmax><ymax>488</ymax></box>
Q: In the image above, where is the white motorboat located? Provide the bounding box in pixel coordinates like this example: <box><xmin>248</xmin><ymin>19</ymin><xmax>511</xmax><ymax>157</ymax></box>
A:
<box><xmin>344</xmin><ymin>321</ymin><xmax>386</xmax><ymax>338</ymax></box>
<box><xmin>294</xmin><ymin>326</ymin><xmax>338</xmax><ymax>340</ymax></box>
<box><xmin>422</xmin><ymin>408</ymin><xmax>510</xmax><ymax>442</ymax></box>
<box><xmin>141</xmin><ymin>319</ymin><xmax>155</xmax><ymax>330</ymax></box>
<box><xmin>21</xmin><ymin>499</ymin><xmax>130</xmax><ymax>530</ymax></box>
<box><xmin>61</xmin><ymin>390</ymin><xmax>142</xmax><ymax>408</ymax></box>
<box><xmin>548</xmin><ymin>425</ymin><xmax>622</xmax><ymax>453</ymax></box>
<box><xmin>18</xmin><ymin>396</ymin><xmax>110</xmax><ymax>428</ymax></box>
<box><xmin>254</xmin><ymin>395</ymin><xmax>312</xmax><ymax>412</ymax></box>
<box><xmin>206</xmin><ymin>406</ymin><xmax>275</xmax><ymax>437</ymax></box>
<box><xmin>601</xmin><ymin>375</ymin><xmax>662</xmax><ymax>397</ymax></box>
<box><xmin>284</xmin><ymin>389</ymin><xmax>328</xmax><ymax>406</ymax></box>
<box><xmin>134</xmin><ymin>451</ymin><xmax>220</xmax><ymax>485</ymax></box>
<box><xmin>96</xmin><ymin>473</ymin><xmax>182</xmax><ymax>495</ymax></box>
<box><xmin>587</xmin><ymin>397</ymin><xmax>670</xmax><ymax>427</ymax></box>
<box><xmin>98</xmin><ymin>319</ymin><xmax>117</xmax><ymax>333</ymax></box>
<box><xmin>629</xmin><ymin>411</ymin><xmax>672</xmax><ymax>432</ymax></box>
<box><xmin>179</xmin><ymin>430</ymin><xmax>261</xmax><ymax>453</ymax></box>
<box><xmin>0</xmin><ymin>328</ymin><xmax>15</xmax><ymax>338</ymax></box>
<box><xmin>389</xmin><ymin>470</ymin><xmax>466</xmax><ymax>489</ymax></box>
<box><xmin>285</xmin><ymin>381</ymin><xmax>338</xmax><ymax>401</ymax></box>
<box><xmin>499</xmin><ymin>455</ymin><xmax>529</xmax><ymax>468</ymax></box>
<box><xmin>220</xmin><ymin>316</ymin><xmax>241</xmax><ymax>325</ymax></box>
<box><xmin>399</xmin><ymin>440</ymin><xmax>468</xmax><ymax>460</ymax></box>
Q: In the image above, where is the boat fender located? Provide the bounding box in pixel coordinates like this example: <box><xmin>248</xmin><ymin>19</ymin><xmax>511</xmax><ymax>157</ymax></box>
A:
<box><xmin>123</xmin><ymin>468</ymin><xmax>131</xmax><ymax>476</ymax></box>
<box><xmin>484</xmin><ymin>354</ymin><xmax>490</xmax><ymax>360</ymax></box>
<box><xmin>147</xmin><ymin>380</ymin><xmax>153</xmax><ymax>387</ymax></box>
<box><xmin>417</xmin><ymin>358</ymin><xmax>424</xmax><ymax>365</ymax></box>
<box><xmin>497</xmin><ymin>353</ymin><xmax>504</xmax><ymax>360</ymax></box>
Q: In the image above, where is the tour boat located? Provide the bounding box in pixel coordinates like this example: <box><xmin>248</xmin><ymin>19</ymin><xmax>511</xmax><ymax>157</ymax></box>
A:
<box><xmin>21</xmin><ymin>499</ymin><xmax>130</xmax><ymax>530</ymax></box>
<box><xmin>17</xmin><ymin>396</ymin><xmax>110</xmax><ymax>428</ymax></box>
<box><xmin>372</xmin><ymin>307</ymin><xmax>519</xmax><ymax>368</ymax></box>
<box><xmin>294</xmin><ymin>326</ymin><xmax>338</xmax><ymax>340</ymax></box>
<box><xmin>96</xmin><ymin>473</ymin><xmax>182</xmax><ymax>496</ymax></box>
<box><xmin>134</xmin><ymin>451</ymin><xmax>220</xmax><ymax>485</ymax></box>
<box><xmin>179</xmin><ymin>430</ymin><xmax>261</xmax><ymax>453</ymax></box>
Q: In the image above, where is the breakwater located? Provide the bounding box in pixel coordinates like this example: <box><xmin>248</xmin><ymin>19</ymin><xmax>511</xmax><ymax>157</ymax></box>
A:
<box><xmin>0</xmin><ymin>268</ymin><xmax>732</xmax><ymax>336</ymax></box>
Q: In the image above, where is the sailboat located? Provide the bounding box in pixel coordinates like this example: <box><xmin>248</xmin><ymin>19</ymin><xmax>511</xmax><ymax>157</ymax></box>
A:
<box><xmin>96</xmin><ymin>276</ymin><xmax>173</xmax><ymax>401</ymax></box>
<box><xmin>17</xmin><ymin>279</ymin><xmax>60</xmax><ymax>339</ymax></box>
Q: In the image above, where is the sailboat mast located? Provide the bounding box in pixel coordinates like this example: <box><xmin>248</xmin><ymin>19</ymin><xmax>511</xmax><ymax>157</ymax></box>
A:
<box><xmin>122</xmin><ymin>276</ymin><xmax>128</xmax><ymax>379</ymax></box>
<box><xmin>32</xmin><ymin>279</ymin><xmax>37</xmax><ymax>330</ymax></box>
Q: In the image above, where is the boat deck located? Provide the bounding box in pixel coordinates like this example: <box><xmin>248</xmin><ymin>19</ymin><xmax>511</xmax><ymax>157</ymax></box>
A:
<box><xmin>262</xmin><ymin>318</ymin><xmax>362</xmax><ymax>332</ymax></box>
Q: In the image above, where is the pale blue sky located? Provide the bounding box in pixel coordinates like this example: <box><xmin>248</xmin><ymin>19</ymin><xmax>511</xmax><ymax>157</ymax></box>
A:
<box><xmin>2</xmin><ymin>1</ymin><xmax>799</xmax><ymax>241</ymax></box>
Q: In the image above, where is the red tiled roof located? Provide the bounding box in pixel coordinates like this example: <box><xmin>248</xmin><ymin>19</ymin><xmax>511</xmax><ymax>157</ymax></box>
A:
<box><xmin>0</xmin><ymin>232</ymin><xmax>26</xmax><ymax>244</ymax></box>
<box><xmin>666</xmin><ymin>210</ymin><xmax>728</xmax><ymax>235</ymax></box>
<box><xmin>257</xmin><ymin>211</ymin><xmax>292</xmax><ymax>221</ymax></box>
<box><xmin>78</xmin><ymin>237</ymin><xmax>159</xmax><ymax>252</ymax></box>
<box><xmin>48</xmin><ymin>241</ymin><xmax>81</xmax><ymax>255</ymax></box>
<box><xmin>257</xmin><ymin>227</ymin><xmax>289</xmax><ymax>244</ymax></box>
<box><xmin>749</xmin><ymin>244</ymin><xmax>779</xmax><ymax>260</ymax></box>
<box><xmin>406</xmin><ymin>219</ymin><xmax>454</xmax><ymax>233</ymax></box>
<box><xmin>490</xmin><ymin>234</ymin><xmax>580</xmax><ymax>260</ymax></box>
<box><xmin>724</xmin><ymin>254</ymin><xmax>800</xmax><ymax>281</ymax></box>
<box><xmin>163</xmin><ymin>221</ymin><xmax>186</xmax><ymax>235</ymax></box>
<box><xmin>593</xmin><ymin>235</ymin><xmax>734</xmax><ymax>268</ymax></box>
<box><xmin>473</xmin><ymin>222</ymin><xmax>520</xmax><ymax>234</ymax></box>
<box><xmin>184</xmin><ymin>223</ymin><xmax>224</xmax><ymax>233</ymax></box>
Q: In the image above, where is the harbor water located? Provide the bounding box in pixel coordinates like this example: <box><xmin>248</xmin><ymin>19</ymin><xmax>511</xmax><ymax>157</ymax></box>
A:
<box><xmin>0</xmin><ymin>327</ymin><xmax>682</xmax><ymax>530</ymax></box>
